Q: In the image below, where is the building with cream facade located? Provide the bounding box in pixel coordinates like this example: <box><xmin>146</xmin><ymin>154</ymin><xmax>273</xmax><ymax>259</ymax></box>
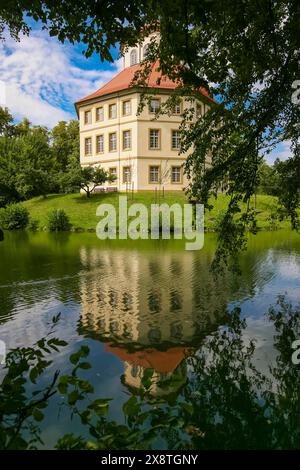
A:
<box><xmin>75</xmin><ymin>33</ymin><xmax>216</xmax><ymax>191</ymax></box>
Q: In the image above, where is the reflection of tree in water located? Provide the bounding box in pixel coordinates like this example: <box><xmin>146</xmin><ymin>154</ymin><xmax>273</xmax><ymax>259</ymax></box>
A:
<box><xmin>93</xmin><ymin>298</ymin><xmax>299</xmax><ymax>448</ymax></box>
<box><xmin>155</xmin><ymin>298</ymin><xmax>300</xmax><ymax>449</ymax></box>
<box><xmin>1</xmin><ymin>298</ymin><xmax>300</xmax><ymax>449</ymax></box>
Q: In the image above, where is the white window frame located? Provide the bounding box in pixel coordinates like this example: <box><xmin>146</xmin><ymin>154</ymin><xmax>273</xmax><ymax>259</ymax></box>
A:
<box><xmin>85</xmin><ymin>137</ymin><xmax>92</xmax><ymax>156</ymax></box>
<box><xmin>171</xmin><ymin>130</ymin><xmax>181</xmax><ymax>150</ymax></box>
<box><xmin>84</xmin><ymin>110</ymin><xmax>91</xmax><ymax>125</ymax></box>
<box><xmin>109</xmin><ymin>103</ymin><xmax>117</xmax><ymax>119</ymax></box>
<box><xmin>122</xmin><ymin>100</ymin><xmax>131</xmax><ymax>116</ymax></box>
<box><xmin>149</xmin><ymin>98</ymin><xmax>160</xmax><ymax>114</ymax></box>
<box><xmin>149</xmin><ymin>165</ymin><xmax>160</xmax><ymax>183</ymax></box>
<box><xmin>130</xmin><ymin>49</ymin><xmax>138</xmax><ymax>66</ymax></box>
<box><xmin>173</xmin><ymin>102</ymin><xmax>181</xmax><ymax>115</ymax></box>
<box><xmin>109</xmin><ymin>167</ymin><xmax>117</xmax><ymax>183</ymax></box>
<box><xmin>149</xmin><ymin>129</ymin><xmax>160</xmax><ymax>149</ymax></box>
<box><xmin>123</xmin><ymin>166</ymin><xmax>131</xmax><ymax>183</ymax></box>
<box><xmin>123</xmin><ymin>130</ymin><xmax>131</xmax><ymax>150</ymax></box>
<box><xmin>96</xmin><ymin>106</ymin><xmax>104</xmax><ymax>121</ymax></box>
<box><xmin>171</xmin><ymin>166</ymin><xmax>182</xmax><ymax>184</ymax></box>
<box><xmin>96</xmin><ymin>134</ymin><xmax>104</xmax><ymax>153</ymax></box>
<box><xmin>109</xmin><ymin>132</ymin><xmax>117</xmax><ymax>152</ymax></box>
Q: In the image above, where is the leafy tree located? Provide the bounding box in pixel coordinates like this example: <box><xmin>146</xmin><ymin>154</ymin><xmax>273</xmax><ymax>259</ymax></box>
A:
<box><xmin>51</xmin><ymin>120</ymin><xmax>79</xmax><ymax>171</ymax></box>
<box><xmin>274</xmin><ymin>157</ymin><xmax>300</xmax><ymax>230</ymax></box>
<box><xmin>1</xmin><ymin>1</ymin><xmax>299</xmax><ymax>262</ymax></box>
<box><xmin>257</xmin><ymin>162</ymin><xmax>280</xmax><ymax>196</ymax></box>
<box><xmin>61</xmin><ymin>158</ymin><xmax>116</xmax><ymax>197</ymax></box>
<box><xmin>13</xmin><ymin>118</ymin><xmax>31</xmax><ymax>137</ymax></box>
<box><xmin>0</xmin><ymin>118</ymin><xmax>61</xmax><ymax>203</ymax></box>
<box><xmin>0</xmin><ymin>111</ymin><xmax>80</xmax><ymax>204</ymax></box>
<box><xmin>0</xmin><ymin>107</ymin><xmax>14</xmax><ymax>137</ymax></box>
<box><xmin>13</xmin><ymin>125</ymin><xmax>58</xmax><ymax>199</ymax></box>
<box><xmin>0</xmin><ymin>1</ymin><xmax>148</xmax><ymax>59</ymax></box>
<box><xmin>0</xmin><ymin>137</ymin><xmax>20</xmax><ymax>206</ymax></box>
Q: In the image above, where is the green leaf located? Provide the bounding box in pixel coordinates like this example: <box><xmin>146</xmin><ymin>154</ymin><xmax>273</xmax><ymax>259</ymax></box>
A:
<box><xmin>49</xmin><ymin>338</ymin><xmax>68</xmax><ymax>347</ymax></box>
<box><xmin>77</xmin><ymin>362</ymin><xmax>91</xmax><ymax>370</ymax></box>
<box><xmin>88</xmin><ymin>398</ymin><xmax>111</xmax><ymax>415</ymax></box>
<box><xmin>69</xmin><ymin>352</ymin><xmax>80</xmax><ymax>365</ymax></box>
<box><xmin>68</xmin><ymin>390</ymin><xmax>82</xmax><ymax>405</ymax></box>
<box><xmin>141</xmin><ymin>368</ymin><xmax>154</xmax><ymax>389</ymax></box>
<box><xmin>29</xmin><ymin>367</ymin><xmax>39</xmax><ymax>384</ymax></box>
<box><xmin>78</xmin><ymin>380</ymin><xmax>94</xmax><ymax>393</ymax></box>
<box><xmin>123</xmin><ymin>396</ymin><xmax>140</xmax><ymax>417</ymax></box>
<box><xmin>80</xmin><ymin>410</ymin><xmax>92</xmax><ymax>424</ymax></box>
<box><xmin>58</xmin><ymin>382</ymin><xmax>68</xmax><ymax>394</ymax></box>
<box><xmin>52</xmin><ymin>313</ymin><xmax>61</xmax><ymax>324</ymax></box>
<box><xmin>80</xmin><ymin>345</ymin><xmax>90</xmax><ymax>357</ymax></box>
<box><xmin>32</xmin><ymin>408</ymin><xmax>44</xmax><ymax>422</ymax></box>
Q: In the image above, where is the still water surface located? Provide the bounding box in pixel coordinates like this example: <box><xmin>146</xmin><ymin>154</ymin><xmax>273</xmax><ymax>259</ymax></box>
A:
<box><xmin>0</xmin><ymin>231</ymin><xmax>300</xmax><ymax>448</ymax></box>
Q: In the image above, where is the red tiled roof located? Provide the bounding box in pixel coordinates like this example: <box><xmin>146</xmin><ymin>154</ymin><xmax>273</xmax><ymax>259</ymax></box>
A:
<box><xmin>76</xmin><ymin>61</ymin><xmax>216</xmax><ymax>105</ymax></box>
<box><xmin>105</xmin><ymin>343</ymin><xmax>192</xmax><ymax>374</ymax></box>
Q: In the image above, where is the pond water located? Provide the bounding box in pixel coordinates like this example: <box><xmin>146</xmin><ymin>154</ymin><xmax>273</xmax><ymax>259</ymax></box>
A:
<box><xmin>0</xmin><ymin>230</ymin><xmax>300</xmax><ymax>449</ymax></box>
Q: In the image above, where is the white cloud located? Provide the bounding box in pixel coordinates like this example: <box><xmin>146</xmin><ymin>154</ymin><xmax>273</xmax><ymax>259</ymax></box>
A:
<box><xmin>0</xmin><ymin>31</ymin><xmax>122</xmax><ymax>128</ymax></box>
<box><xmin>265</xmin><ymin>140</ymin><xmax>292</xmax><ymax>164</ymax></box>
<box><xmin>0</xmin><ymin>80</ymin><xmax>6</xmax><ymax>106</ymax></box>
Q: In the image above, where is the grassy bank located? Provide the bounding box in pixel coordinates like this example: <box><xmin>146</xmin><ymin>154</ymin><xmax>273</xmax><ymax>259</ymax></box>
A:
<box><xmin>21</xmin><ymin>191</ymin><xmax>291</xmax><ymax>232</ymax></box>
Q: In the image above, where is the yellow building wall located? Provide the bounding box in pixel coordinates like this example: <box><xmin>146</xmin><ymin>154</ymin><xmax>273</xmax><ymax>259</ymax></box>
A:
<box><xmin>78</xmin><ymin>90</ymin><xmax>210</xmax><ymax>191</ymax></box>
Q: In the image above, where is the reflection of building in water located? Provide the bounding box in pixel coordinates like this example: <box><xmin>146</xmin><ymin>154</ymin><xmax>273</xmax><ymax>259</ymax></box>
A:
<box><xmin>106</xmin><ymin>343</ymin><xmax>191</xmax><ymax>396</ymax></box>
<box><xmin>78</xmin><ymin>246</ymin><xmax>231</xmax><ymax>395</ymax></box>
<box><xmin>78</xmin><ymin>246</ymin><xmax>229</xmax><ymax>348</ymax></box>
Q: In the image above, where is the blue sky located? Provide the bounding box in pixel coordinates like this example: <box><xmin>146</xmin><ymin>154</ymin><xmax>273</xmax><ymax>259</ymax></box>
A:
<box><xmin>0</xmin><ymin>21</ymin><xmax>291</xmax><ymax>163</ymax></box>
<box><xmin>0</xmin><ymin>21</ymin><xmax>121</xmax><ymax>127</ymax></box>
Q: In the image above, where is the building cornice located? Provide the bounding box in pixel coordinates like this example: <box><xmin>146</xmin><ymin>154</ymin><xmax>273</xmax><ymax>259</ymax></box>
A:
<box><xmin>74</xmin><ymin>86</ymin><xmax>216</xmax><ymax>117</ymax></box>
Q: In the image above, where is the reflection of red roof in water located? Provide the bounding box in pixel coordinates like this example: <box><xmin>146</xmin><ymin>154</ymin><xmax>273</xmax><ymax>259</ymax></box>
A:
<box><xmin>76</xmin><ymin>61</ymin><xmax>217</xmax><ymax>105</ymax></box>
<box><xmin>105</xmin><ymin>344</ymin><xmax>192</xmax><ymax>373</ymax></box>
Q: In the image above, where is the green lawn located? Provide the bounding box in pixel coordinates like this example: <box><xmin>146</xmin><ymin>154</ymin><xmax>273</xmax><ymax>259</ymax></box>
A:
<box><xmin>22</xmin><ymin>191</ymin><xmax>291</xmax><ymax>231</ymax></box>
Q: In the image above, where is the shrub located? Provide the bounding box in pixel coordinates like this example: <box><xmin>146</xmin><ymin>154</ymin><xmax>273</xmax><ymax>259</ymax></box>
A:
<box><xmin>0</xmin><ymin>204</ymin><xmax>29</xmax><ymax>230</ymax></box>
<box><xmin>28</xmin><ymin>219</ymin><xmax>39</xmax><ymax>231</ymax></box>
<box><xmin>47</xmin><ymin>209</ymin><xmax>71</xmax><ymax>231</ymax></box>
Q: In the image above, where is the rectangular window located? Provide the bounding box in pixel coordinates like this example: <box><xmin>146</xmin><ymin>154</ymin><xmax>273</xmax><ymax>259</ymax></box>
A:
<box><xmin>96</xmin><ymin>107</ymin><xmax>104</xmax><ymax>121</ymax></box>
<box><xmin>109</xmin><ymin>167</ymin><xmax>117</xmax><ymax>178</ymax></box>
<box><xmin>85</xmin><ymin>137</ymin><xmax>92</xmax><ymax>156</ymax></box>
<box><xmin>149</xmin><ymin>98</ymin><xmax>160</xmax><ymax>113</ymax></box>
<box><xmin>173</xmin><ymin>101</ymin><xmax>181</xmax><ymax>115</ymax></box>
<box><xmin>109</xmin><ymin>132</ymin><xmax>117</xmax><ymax>151</ymax></box>
<box><xmin>196</xmin><ymin>103</ymin><xmax>203</xmax><ymax>118</ymax></box>
<box><xmin>84</xmin><ymin>110</ymin><xmax>91</xmax><ymax>125</ymax></box>
<box><xmin>149</xmin><ymin>166</ymin><xmax>159</xmax><ymax>183</ymax></box>
<box><xmin>171</xmin><ymin>166</ymin><xmax>182</xmax><ymax>183</ymax></box>
<box><xmin>108</xmin><ymin>166</ymin><xmax>117</xmax><ymax>184</ymax></box>
<box><xmin>123</xmin><ymin>166</ymin><xmax>131</xmax><ymax>183</ymax></box>
<box><xmin>109</xmin><ymin>103</ymin><xmax>117</xmax><ymax>119</ymax></box>
<box><xmin>96</xmin><ymin>134</ymin><xmax>104</xmax><ymax>153</ymax></box>
<box><xmin>149</xmin><ymin>129</ymin><xmax>160</xmax><ymax>149</ymax></box>
<box><xmin>171</xmin><ymin>130</ymin><xmax>181</xmax><ymax>150</ymax></box>
<box><xmin>122</xmin><ymin>100</ymin><xmax>131</xmax><ymax>116</ymax></box>
<box><xmin>123</xmin><ymin>130</ymin><xmax>131</xmax><ymax>150</ymax></box>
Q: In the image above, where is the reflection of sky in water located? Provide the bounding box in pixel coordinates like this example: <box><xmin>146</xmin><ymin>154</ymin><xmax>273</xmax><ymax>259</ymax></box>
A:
<box><xmin>0</xmin><ymin>231</ymin><xmax>300</xmax><ymax>447</ymax></box>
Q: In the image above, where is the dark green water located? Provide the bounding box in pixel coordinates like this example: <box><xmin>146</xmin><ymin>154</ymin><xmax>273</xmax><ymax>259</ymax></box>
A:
<box><xmin>0</xmin><ymin>231</ymin><xmax>300</xmax><ymax>448</ymax></box>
